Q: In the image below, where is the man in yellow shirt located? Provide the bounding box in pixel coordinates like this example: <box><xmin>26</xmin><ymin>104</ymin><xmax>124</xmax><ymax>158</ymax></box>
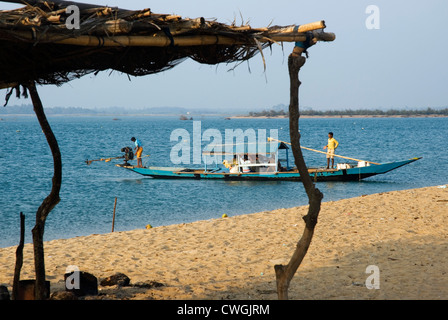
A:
<box><xmin>323</xmin><ymin>132</ymin><xmax>339</xmax><ymax>169</ymax></box>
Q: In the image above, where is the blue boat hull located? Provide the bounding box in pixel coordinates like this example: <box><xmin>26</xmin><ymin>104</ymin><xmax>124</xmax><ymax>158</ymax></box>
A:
<box><xmin>119</xmin><ymin>158</ymin><xmax>421</xmax><ymax>182</ymax></box>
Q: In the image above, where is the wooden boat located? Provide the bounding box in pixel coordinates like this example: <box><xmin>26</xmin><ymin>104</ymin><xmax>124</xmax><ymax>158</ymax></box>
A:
<box><xmin>116</xmin><ymin>141</ymin><xmax>421</xmax><ymax>182</ymax></box>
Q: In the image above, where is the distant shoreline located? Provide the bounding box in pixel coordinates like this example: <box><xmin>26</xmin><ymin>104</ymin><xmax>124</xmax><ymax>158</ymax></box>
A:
<box><xmin>2</xmin><ymin>104</ymin><xmax>447</xmax><ymax>119</ymax></box>
<box><xmin>231</xmin><ymin>114</ymin><xmax>448</xmax><ymax>119</ymax></box>
<box><xmin>2</xmin><ymin>113</ymin><xmax>447</xmax><ymax>119</ymax></box>
<box><xmin>0</xmin><ymin>113</ymin><xmax>227</xmax><ymax>118</ymax></box>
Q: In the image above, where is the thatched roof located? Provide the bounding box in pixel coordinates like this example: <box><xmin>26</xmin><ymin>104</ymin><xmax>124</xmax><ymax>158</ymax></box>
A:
<box><xmin>0</xmin><ymin>0</ymin><xmax>335</xmax><ymax>90</ymax></box>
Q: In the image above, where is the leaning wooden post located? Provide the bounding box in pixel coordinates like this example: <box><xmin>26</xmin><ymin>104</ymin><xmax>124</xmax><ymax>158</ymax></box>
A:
<box><xmin>274</xmin><ymin>45</ymin><xmax>324</xmax><ymax>300</ymax></box>
<box><xmin>26</xmin><ymin>81</ymin><xmax>62</xmax><ymax>300</ymax></box>
<box><xmin>12</xmin><ymin>212</ymin><xmax>25</xmax><ymax>300</ymax></box>
<box><xmin>111</xmin><ymin>197</ymin><xmax>117</xmax><ymax>232</ymax></box>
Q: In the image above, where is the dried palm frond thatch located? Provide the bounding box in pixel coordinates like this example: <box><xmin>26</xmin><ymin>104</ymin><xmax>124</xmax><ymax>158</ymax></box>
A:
<box><xmin>0</xmin><ymin>0</ymin><xmax>335</xmax><ymax>89</ymax></box>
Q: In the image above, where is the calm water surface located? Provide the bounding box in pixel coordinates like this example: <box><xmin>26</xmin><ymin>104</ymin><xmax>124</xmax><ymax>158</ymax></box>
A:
<box><xmin>0</xmin><ymin>115</ymin><xmax>446</xmax><ymax>247</ymax></box>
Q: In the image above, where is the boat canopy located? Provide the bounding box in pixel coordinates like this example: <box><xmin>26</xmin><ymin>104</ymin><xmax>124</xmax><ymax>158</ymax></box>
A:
<box><xmin>202</xmin><ymin>141</ymin><xmax>289</xmax><ymax>156</ymax></box>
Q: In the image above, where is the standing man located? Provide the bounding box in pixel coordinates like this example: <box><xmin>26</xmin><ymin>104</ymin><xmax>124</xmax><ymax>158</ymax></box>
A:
<box><xmin>323</xmin><ymin>132</ymin><xmax>339</xmax><ymax>169</ymax></box>
<box><xmin>131</xmin><ymin>137</ymin><xmax>143</xmax><ymax>168</ymax></box>
<box><xmin>241</xmin><ymin>155</ymin><xmax>252</xmax><ymax>173</ymax></box>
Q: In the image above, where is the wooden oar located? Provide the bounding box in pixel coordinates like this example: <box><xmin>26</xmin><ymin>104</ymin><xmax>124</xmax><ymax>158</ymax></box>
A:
<box><xmin>267</xmin><ymin>138</ymin><xmax>381</xmax><ymax>165</ymax></box>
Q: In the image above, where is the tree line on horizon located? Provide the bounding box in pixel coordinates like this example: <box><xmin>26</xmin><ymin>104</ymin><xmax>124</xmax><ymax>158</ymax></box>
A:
<box><xmin>248</xmin><ymin>107</ymin><xmax>448</xmax><ymax>117</ymax></box>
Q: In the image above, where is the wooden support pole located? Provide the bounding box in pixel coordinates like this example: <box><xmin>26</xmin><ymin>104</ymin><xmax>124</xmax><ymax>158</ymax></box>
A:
<box><xmin>12</xmin><ymin>212</ymin><xmax>25</xmax><ymax>300</ymax></box>
<box><xmin>274</xmin><ymin>48</ymin><xmax>324</xmax><ymax>300</ymax></box>
<box><xmin>111</xmin><ymin>197</ymin><xmax>117</xmax><ymax>232</ymax></box>
<box><xmin>26</xmin><ymin>81</ymin><xmax>62</xmax><ymax>300</ymax></box>
<box><xmin>8</xmin><ymin>29</ymin><xmax>335</xmax><ymax>47</ymax></box>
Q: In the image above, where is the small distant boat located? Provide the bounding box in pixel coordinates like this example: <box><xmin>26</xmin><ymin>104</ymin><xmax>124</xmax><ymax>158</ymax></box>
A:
<box><xmin>117</xmin><ymin>140</ymin><xmax>421</xmax><ymax>182</ymax></box>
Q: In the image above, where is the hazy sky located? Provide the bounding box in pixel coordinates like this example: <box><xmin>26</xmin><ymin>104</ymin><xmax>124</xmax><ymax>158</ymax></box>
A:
<box><xmin>2</xmin><ymin>0</ymin><xmax>448</xmax><ymax>111</ymax></box>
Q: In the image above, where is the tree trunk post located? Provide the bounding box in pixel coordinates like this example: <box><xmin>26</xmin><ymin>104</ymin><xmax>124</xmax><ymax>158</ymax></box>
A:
<box><xmin>25</xmin><ymin>81</ymin><xmax>62</xmax><ymax>300</ymax></box>
<box><xmin>274</xmin><ymin>48</ymin><xmax>324</xmax><ymax>300</ymax></box>
<box><xmin>12</xmin><ymin>212</ymin><xmax>25</xmax><ymax>300</ymax></box>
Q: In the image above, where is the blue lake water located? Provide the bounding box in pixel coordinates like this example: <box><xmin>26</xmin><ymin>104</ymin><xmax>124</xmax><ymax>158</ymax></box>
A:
<box><xmin>0</xmin><ymin>115</ymin><xmax>447</xmax><ymax>248</ymax></box>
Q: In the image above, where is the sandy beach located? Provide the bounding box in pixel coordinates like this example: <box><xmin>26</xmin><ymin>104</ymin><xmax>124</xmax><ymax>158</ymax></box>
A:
<box><xmin>1</xmin><ymin>185</ymin><xmax>447</xmax><ymax>300</ymax></box>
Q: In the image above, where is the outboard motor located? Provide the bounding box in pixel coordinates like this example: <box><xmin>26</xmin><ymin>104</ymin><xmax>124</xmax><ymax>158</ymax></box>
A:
<box><xmin>121</xmin><ymin>146</ymin><xmax>134</xmax><ymax>166</ymax></box>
